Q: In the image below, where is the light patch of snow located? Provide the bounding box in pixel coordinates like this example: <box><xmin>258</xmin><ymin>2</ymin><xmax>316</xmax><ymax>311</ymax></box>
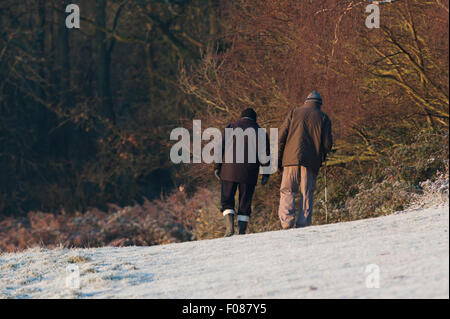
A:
<box><xmin>0</xmin><ymin>203</ymin><xmax>448</xmax><ymax>299</ymax></box>
<box><xmin>411</xmin><ymin>169</ymin><xmax>449</xmax><ymax>209</ymax></box>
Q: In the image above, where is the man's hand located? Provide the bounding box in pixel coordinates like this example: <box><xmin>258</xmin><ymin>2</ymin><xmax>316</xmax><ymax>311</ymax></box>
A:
<box><xmin>277</xmin><ymin>161</ymin><xmax>283</xmax><ymax>175</ymax></box>
<box><xmin>261</xmin><ymin>175</ymin><xmax>269</xmax><ymax>186</ymax></box>
<box><xmin>214</xmin><ymin>169</ymin><xmax>221</xmax><ymax>181</ymax></box>
<box><xmin>277</xmin><ymin>166</ymin><xmax>283</xmax><ymax>176</ymax></box>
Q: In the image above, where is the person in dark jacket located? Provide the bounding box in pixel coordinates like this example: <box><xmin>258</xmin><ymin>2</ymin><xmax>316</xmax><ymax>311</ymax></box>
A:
<box><xmin>278</xmin><ymin>91</ymin><xmax>333</xmax><ymax>229</ymax></box>
<box><xmin>215</xmin><ymin>108</ymin><xmax>270</xmax><ymax>236</ymax></box>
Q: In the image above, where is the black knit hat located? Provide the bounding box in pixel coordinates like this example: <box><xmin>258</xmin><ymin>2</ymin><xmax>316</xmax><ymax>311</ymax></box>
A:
<box><xmin>241</xmin><ymin>108</ymin><xmax>257</xmax><ymax>121</ymax></box>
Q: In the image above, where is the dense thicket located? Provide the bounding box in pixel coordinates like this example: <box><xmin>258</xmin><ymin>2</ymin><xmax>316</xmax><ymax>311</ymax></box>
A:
<box><xmin>0</xmin><ymin>0</ymin><xmax>448</xmax><ymax>240</ymax></box>
<box><xmin>0</xmin><ymin>0</ymin><xmax>219</xmax><ymax>215</ymax></box>
<box><xmin>183</xmin><ymin>0</ymin><xmax>449</xmax><ymax>159</ymax></box>
<box><xmin>181</xmin><ymin>0</ymin><xmax>449</xmax><ymax>230</ymax></box>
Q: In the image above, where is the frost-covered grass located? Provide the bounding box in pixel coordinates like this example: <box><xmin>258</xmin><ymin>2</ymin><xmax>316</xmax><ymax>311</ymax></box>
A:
<box><xmin>1</xmin><ymin>202</ymin><xmax>448</xmax><ymax>299</ymax></box>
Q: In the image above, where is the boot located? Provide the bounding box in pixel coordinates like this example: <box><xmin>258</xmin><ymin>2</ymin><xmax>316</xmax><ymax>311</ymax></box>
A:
<box><xmin>224</xmin><ymin>213</ymin><xmax>234</xmax><ymax>237</ymax></box>
<box><xmin>238</xmin><ymin>221</ymin><xmax>248</xmax><ymax>235</ymax></box>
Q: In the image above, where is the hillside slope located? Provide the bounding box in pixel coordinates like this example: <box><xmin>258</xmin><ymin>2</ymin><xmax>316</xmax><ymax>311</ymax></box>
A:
<box><xmin>0</xmin><ymin>203</ymin><xmax>448</xmax><ymax>299</ymax></box>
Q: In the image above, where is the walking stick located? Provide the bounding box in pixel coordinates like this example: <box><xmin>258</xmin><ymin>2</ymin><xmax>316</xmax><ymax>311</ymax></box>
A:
<box><xmin>324</xmin><ymin>158</ymin><xmax>328</xmax><ymax>224</ymax></box>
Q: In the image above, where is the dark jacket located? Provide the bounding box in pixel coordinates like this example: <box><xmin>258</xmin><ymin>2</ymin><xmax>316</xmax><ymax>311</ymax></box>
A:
<box><xmin>215</xmin><ymin>118</ymin><xmax>270</xmax><ymax>185</ymax></box>
<box><xmin>278</xmin><ymin>101</ymin><xmax>333</xmax><ymax>174</ymax></box>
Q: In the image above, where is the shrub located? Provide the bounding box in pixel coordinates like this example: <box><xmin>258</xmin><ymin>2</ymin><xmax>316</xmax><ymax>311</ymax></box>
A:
<box><xmin>0</xmin><ymin>188</ymin><xmax>219</xmax><ymax>253</ymax></box>
<box><xmin>312</xmin><ymin>129</ymin><xmax>449</xmax><ymax>224</ymax></box>
<box><xmin>1</xmin><ymin>130</ymin><xmax>447</xmax><ymax>252</ymax></box>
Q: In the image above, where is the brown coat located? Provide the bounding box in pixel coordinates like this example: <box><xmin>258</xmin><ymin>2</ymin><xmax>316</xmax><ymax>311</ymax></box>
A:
<box><xmin>215</xmin><ymin>118</ymin><xmax>270</xmax><ymax>185</ymax></box>
<box><xmin>278</xmin><ymin>101</ymin><xmax>332</xmax><ymax>174</ymax></box>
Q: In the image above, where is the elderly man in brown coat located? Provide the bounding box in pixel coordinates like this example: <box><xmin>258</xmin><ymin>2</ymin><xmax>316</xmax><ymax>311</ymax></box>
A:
<box><xmin>278</xmin><ymin>91</ymin><xmax>333</xmax><ymax>229</ymax></box>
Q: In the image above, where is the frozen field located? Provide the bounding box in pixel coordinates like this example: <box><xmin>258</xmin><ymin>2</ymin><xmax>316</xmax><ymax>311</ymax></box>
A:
<box><xmin>0</xmin><ymin>203</ymin><xmax>448</xmax><ymax>299</ymax></box>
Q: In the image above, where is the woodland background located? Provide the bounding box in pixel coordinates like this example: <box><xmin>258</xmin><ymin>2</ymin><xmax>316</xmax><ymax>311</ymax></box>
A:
<box><xmin>0</xmin><ymin>0</ymin><xmax>448</xmax><ymax>251</ymax></box>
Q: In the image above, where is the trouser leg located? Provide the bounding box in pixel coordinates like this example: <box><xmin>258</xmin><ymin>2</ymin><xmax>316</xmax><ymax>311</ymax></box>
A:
<box><xmin>221</xmin><ymin>180</ymin><xmax>238</xmax><ymax>214</ymax></box>
<box><xmin>278</xmin><ymin>166</ymin><xmax>300</xmax><ymax>229</ymax></box>
<box><xmin>296</xmin><ymin>166</ymin><xmax>317</xmax><ymax>228</ymax></box>
<box><xmin>237</xmin><ymin>183</ymin><xmax>256</xmax><ymax>234</ymax></box>
<box><xmin>237</xmin><ymin>183</ymin><xmax>255</xmax><ymax>218</ymax></box>
<box><xmin>221</xmin><ymin>181</ymin><xmax>238</xmax><ymax>237</ymax></box>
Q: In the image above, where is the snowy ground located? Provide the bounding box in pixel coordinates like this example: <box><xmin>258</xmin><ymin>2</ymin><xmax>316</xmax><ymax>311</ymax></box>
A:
<box><xmin>0</xmin><ymin>203</ymin><xmax>448</xmax><ymax>299</ymax></box>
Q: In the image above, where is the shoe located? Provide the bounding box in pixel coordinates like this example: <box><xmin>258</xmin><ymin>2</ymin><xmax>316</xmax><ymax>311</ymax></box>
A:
<box><xmin>238</xmin><ymin>221</ymin><xmax>248</xmax><ymax>235</ymax></box>
<box><xmin>224</xmin><ymin>213</ymin><xmax>234</xmax><ymax>237</ymax></box>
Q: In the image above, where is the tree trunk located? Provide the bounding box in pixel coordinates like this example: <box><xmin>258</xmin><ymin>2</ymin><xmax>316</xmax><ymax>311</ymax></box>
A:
<box><xmin>54</xmin><ymin>0</ymin><xmax>71</xmax><ymax>107</ymax></box>
<box><xmin>95</xmin><ymin>0</ymin><xmax>113</xmax><ymax>121</ymax></box>
<box><xmin>37</xmin><ymin>0</ymin><xmax>46</xmax><ymax>102</ymax></box>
